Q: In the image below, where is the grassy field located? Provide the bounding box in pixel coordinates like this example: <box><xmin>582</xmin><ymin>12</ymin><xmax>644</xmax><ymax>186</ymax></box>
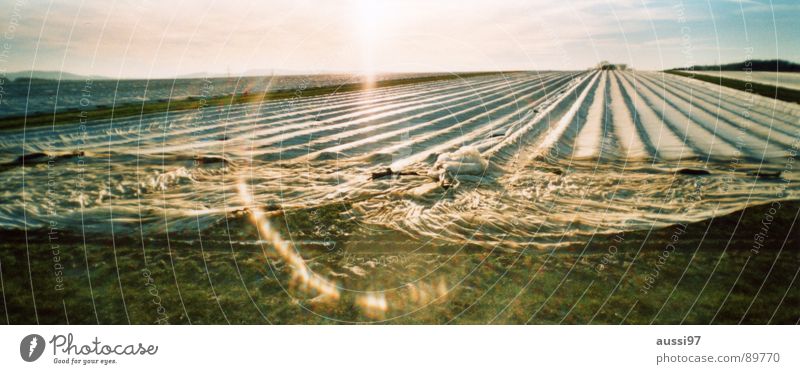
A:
<box><xmin>665</xmin><ymin>70</ymin><xmax>800</xmax><ymax>104</ymax></box>
<box><xmin>0</xmin><ymin>72</ymin><xmax>502</xmax><ymax>131</ymax></box>
<box><xmin>1</xmin><ymin>200</ymin><xmax>797</xmax><ymax>324</ymax></box>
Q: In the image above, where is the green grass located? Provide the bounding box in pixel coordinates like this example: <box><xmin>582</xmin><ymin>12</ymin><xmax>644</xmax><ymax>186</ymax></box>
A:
<box><xmin>0</xmin><ymin>72</ymin><xmax>503</xmax><ymax>131</ymax></box>
<box><xmin>0</xmin><ymin>200</ymin><xmax>797</xmax><ymax>324</ymax></box>
<box><xmin>665</xmin><ymin>70</ymin><xmax>800</xmax><ymax>104</ymax></box>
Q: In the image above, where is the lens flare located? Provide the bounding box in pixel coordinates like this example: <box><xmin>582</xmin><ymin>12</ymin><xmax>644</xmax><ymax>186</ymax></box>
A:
<box><xmin>356</xmin><ymin>292</ymin><xmax>388</xmax><ymax>318</ymax></box>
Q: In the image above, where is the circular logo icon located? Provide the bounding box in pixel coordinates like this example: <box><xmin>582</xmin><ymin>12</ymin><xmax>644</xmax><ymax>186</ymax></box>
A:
<box><xmin>20</xmin><ymin>334</ymin><xmax>45</xmax><ymax>362</ymax></box>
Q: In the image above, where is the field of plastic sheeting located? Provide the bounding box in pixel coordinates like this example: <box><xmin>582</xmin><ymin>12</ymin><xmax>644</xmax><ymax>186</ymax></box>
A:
<box><xmin>1</xmin><ymin>70</ymin><xmax>798</xmax><ymax>249</ymax></box>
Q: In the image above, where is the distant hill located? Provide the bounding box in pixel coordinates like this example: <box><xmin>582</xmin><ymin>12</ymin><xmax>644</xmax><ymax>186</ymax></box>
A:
<box><xmin>4</xmin><ymin>70</ymin><xmax>110</xmax><ymax>82</ymax></box>
<box><xmin>674</xmin><ymin>59</ymin><xmax>800</xmax><ymax>73</ymax></box>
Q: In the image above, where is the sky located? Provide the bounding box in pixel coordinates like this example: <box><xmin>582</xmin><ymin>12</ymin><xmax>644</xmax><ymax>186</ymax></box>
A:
<box><xmin>0</xmin><ymin>0</ymin><xmax>798</xmax><ymax>78</ymax></box>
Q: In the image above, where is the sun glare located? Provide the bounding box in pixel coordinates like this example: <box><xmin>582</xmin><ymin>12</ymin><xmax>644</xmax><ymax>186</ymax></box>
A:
<box><xmin>355</xmin><ymin>0</ymin><xmax>383</xmax><ymax>87</ymax></box>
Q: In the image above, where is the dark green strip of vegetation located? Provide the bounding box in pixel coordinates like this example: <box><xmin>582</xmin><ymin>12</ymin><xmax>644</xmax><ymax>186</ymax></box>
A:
<box><xmin>665</xmin><ymin>70</ymin><xmax>800</xmax><ymax>104</ymax></box>
<box><xmin>0</xmin><ymin>72</ymin><xmax>503</xmax><ymax>131</ymax></box>
<box><xmin>674</xmin><ymin>59</ymin><xmax>800</xmax><ymax>73</ymax></box>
